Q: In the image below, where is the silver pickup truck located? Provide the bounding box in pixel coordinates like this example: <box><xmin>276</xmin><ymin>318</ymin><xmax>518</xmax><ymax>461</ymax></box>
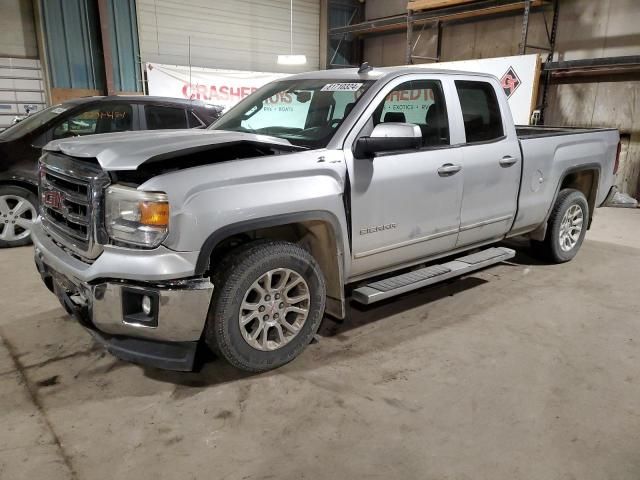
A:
<box><xmin>31</xmin><ymin>67</ymin><xmax>620</xmax><ymax>372</ymax></box>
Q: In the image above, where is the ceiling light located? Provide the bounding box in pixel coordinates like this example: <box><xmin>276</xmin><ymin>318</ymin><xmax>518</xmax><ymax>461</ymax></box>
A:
<box><xmin>277</xmin><ymin>54</ymin><xmax>307</xmax><ymax>65</ymax></box>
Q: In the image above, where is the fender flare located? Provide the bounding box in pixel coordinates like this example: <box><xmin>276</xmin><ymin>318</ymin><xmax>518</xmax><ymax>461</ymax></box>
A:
<box><xmin>545</xmin><ymin>162</ymin><xmax>601</xmax><ymax>225</ymax></box>
<box><xmin>194</xmin><ymin>210</ymin><xmax>346</xmax><ymax>276</ymax></box>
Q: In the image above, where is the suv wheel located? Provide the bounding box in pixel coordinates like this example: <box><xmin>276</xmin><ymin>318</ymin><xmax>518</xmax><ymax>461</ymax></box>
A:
<box><xmin>0</xmin><ymin>185</ymin><xmax>38</xmax><ymax>248</ymax></box>
<box><xmin>531</xmin><ymin>188</ymin><xmax>589</xmax><ymax>263</ymax></box>
<box><xmin>205</xmin><ymin>240</ymin><xmax>326</xmax><ymax>372</ymax></box>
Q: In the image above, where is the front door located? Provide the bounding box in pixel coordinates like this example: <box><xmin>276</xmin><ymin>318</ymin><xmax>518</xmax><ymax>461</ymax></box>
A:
<box><xmin>347</xmin><ymin>77</ymin><xmax>464</xmax><ymax>278</ymax></box>
<box><xmin>452</xmin><ymin>79</ymin><xmax>521</xmax><ymax>247</ymax></box>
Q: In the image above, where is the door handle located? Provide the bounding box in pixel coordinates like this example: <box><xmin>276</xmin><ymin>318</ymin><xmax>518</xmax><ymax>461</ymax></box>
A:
<box><xmin>437</xmin><ymin>163</ymin><xmax>462</xmax><ymax>176</ymax></box>
<box><xmin>499</xmin><ymin>156</ymin><xmax>518</xmax><ymax>167</ymax></box>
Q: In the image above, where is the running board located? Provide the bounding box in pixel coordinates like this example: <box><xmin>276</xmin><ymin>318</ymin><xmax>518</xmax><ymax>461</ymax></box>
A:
<box><xmin>352</xmin><ymin>247</ymin><xmax>515</xmax><ymax>305</ymax></box>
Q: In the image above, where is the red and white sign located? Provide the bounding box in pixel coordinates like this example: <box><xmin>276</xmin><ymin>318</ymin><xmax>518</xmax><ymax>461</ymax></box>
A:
<box><xmin>146</xmin><ymin>63</ymin><xmax>289</xmax><ymax>111</ymax></box>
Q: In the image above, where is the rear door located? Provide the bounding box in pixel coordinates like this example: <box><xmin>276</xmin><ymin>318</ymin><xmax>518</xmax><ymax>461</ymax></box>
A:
<box><xmin>452</xmin><ymin>78</ymin><xmax>521</xmax><ymax>248</ymax></box>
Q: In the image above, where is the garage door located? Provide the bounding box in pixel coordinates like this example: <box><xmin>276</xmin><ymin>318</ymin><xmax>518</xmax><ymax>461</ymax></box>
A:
<box><xmin>0</xmin><ymin>58</ymin><xmax>46</xmax><ymax>130</ymax></box>
<box><xmin>137</xmin><ymin>0</ymin><xmax>320</xmax><ymax>73</ymax></box>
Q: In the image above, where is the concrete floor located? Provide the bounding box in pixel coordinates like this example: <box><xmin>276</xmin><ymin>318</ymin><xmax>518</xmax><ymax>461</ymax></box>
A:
<box><xmin>1</xmin><ymin>207</ymin><xmax>639</xmax><ymax>480</ymax></box>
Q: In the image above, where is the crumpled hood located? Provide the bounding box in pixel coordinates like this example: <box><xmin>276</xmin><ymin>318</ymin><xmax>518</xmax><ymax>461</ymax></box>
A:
<box><xmin>43</xmin><ymin>129</ymin><xmax>295</xmax><ymax>171</ymax></box>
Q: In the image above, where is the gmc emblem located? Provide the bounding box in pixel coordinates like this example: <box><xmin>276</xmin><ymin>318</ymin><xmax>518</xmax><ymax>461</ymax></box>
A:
<box><xmin>43</xmin><ymin>190</ymin><xmax>64</xmax><ymax>210</ymax></box>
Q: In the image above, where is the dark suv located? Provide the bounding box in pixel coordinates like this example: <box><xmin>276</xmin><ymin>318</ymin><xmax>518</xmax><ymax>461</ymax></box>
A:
<box><xmin>0</xmin><ymin>96</ymin><xmax>223</xmax><ymax>247</ymax></box>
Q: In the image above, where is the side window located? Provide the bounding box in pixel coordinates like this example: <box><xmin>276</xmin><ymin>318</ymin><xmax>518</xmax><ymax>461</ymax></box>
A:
<box><xmin>52</xmin><ymin>103</ymin><xmax>133</xmax><ymax>139</ymax></box>
<box><xmin>455</xmin><ymin>80</ymin><xmax>504</xmax><ymax>143</ymax></box>
<box><xmin>145</xmin><ymin>106</ymin><xmax>188</xmax><ymax>130</ymax></box>
<box><xmin>373</xmin><ymin>80</ymin><xmax>450</xmax><ymax>147</ymax></box>
<box><xmin>53</xmin><ymin>108</ymin><xmax>99</xmax><ymax>139</ymax></box>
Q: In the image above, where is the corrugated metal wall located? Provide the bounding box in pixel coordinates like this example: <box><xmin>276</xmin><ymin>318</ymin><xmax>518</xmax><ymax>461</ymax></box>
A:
<box><xmin>41</xmin><ymin>0</ymin><xmax>105</xmax><ymax>91</ymax></box>
<box><xmin>137</xmin><ymin>0</ymin><xmax>320</xmax><ymax>73</ymax></box>
<box><xmin>40</xmin><ymin>0</ymin><xmax>141</xmax><ymax>101</ymax></box>
<box><xmin>108</xmin><ymin>0</ymin><xmax>142</xmax><ymax>92</ymax></box>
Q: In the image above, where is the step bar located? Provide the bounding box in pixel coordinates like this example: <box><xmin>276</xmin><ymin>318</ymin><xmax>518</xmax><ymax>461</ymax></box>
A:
<box><xmin>352</xmin><ymin>247</ymin><xmax>516</xmax><ymax>305</ymax></box>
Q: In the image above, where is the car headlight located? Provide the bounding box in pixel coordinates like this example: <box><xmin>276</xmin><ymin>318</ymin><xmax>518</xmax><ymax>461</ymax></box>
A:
<box><xmin>105</xmin><ymin>185</ymin><xmax>169</xmax><ymax>248</ymax></box>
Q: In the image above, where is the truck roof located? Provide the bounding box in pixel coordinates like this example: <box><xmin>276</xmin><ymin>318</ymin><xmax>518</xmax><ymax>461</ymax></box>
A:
<box><xmin>284</xmin><ymin>66</ymin><xmax>499</xmax><ymax>83</ymax></box>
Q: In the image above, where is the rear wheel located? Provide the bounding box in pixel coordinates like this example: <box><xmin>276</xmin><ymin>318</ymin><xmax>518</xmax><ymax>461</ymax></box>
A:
<box><xmin>205</xmin><ymin>240</ymin><xmax>326</xmax><ymax>372</ymax></box>
<box><xmin>531</xmin><ymin>188</ymin><xmax>589</xmax><ymax>263</ymax></box>
<box><xmin>0</xmin><ymin>185</ymin><xmax>38</xmax><ymax>248</ymax></box>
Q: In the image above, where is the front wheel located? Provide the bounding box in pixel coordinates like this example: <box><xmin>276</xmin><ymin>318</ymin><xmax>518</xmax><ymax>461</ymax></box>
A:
<box><xmin>0</xmin><ymin>185</ymin><xmax>38</xmax><ymax>248</ymax></box>
<box><xmin>531</xmin><ymin>188</ymin><xmax>589</xmax><ymax>263</ymax></box>
<box><xmin>205</xmin><ymin>240</ymin><xmax>326</xmax><ymax>372</ymax></box>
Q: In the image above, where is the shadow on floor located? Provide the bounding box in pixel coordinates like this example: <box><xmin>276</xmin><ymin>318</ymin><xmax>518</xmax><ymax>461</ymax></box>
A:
<box><xmin>143</xmin><ymin>275</ymin><xmax>491</xmax><ymax>389</ymax></box>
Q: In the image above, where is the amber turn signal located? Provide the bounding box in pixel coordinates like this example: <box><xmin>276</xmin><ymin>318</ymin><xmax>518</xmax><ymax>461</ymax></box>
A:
<box><xmin>139</xmin><ymin>201</ymin><xmax>170</xmax><ymax>226</ymax></box>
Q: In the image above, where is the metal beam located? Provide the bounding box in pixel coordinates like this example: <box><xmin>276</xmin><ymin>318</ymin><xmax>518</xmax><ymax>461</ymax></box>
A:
<box><xmin>329</xmin><ymin>0</ymin><xmax>547</xmax><ymax>37</ymax></box>
<box><xmin>518</xmin><ymin>0</ymin><xmax>531</xmax><ymax>54</ymax></box>
<box><xmin>544</xmin><ymin>55</ymin><xmax>640</xmax><ymax>72</ymax></box>
<box><xmin>97</xmin><ymin>0</ymin><xmax>115</xmax><ymax>95</ymax></box>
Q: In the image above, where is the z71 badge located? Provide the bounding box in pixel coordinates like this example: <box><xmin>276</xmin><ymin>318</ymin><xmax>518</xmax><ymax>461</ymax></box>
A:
<box><xmin>359</xmin><ymin>223</ymin><xmax>397</xmax><ymax>235</ymax></box>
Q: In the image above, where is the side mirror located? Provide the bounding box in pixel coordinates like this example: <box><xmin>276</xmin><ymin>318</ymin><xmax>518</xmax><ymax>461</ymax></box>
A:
<box><xmin>354</xmin><ymin>123</ymin><xmax>422</xmax><ymax>159</ymax></box>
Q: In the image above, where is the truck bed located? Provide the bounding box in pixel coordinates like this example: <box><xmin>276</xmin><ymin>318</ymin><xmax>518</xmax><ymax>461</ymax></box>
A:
<box><xmin>516</xmin><ymin>125</ymin><xmax>617</xmax><ymax>139</ymax></box>
<box><xmin>510</xmin><ymin>125</ymin><xmax>619</xmax><ymax>237</ymax></box>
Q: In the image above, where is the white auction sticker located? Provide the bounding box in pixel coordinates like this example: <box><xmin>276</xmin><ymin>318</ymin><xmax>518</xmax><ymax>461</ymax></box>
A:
<box><xmin>321</xmin><ymin>83</ymin><xmax>363</xmax><ymax>92</ymax></box>
<box><xmin>51</xmin><ymin>107</ymin><xmax>67</xmax><ymax>114</ymax></box>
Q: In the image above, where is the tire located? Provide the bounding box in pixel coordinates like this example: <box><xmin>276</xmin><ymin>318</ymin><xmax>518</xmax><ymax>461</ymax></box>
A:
<box><xmin>205</xmin><ymin>240</ymin><xmax>326</xmax><ymax>372</ymax></box>
<box><xmin>531</xmin><ymin>188</ymin><xmax>589</xmax><ymax>263</ymax></box>
<box><xmin>0</xmin><ymin>185</ymin><xmax>38</xmax><ymax>248</ymax></box>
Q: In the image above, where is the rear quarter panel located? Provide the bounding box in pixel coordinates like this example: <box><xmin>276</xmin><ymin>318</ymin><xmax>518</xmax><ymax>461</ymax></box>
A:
<box><xmin>512</xmin><ymin>129</ymin><xmax>619</xmax><ymax>233</ymax></box>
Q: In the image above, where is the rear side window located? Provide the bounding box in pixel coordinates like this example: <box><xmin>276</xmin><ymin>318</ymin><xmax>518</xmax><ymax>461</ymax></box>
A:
<box><xmin>455</xmin><ymin>81</ymin><xmax>504</xmax><ymax>143</ymax></box>
<box><xmin>145</xmin><ymin>106</ymin><xmax>188</xmax><ymax>130</ymax></box>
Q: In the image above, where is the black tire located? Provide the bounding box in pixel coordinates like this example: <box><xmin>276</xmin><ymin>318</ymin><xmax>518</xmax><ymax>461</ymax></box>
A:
<box><xmin>0</xmin><ymin>185</ymin><xmax>38</xmax><ymax>248</ymax></box>
<box><xmin>205</xmin><ymin>240</ymin><xmax>326</xmax><ymax>372</ymax></box>
<box><xmin>531</xmin><ymin>188</ymin><xmax>589</xmax><ymax>263</ymax></box>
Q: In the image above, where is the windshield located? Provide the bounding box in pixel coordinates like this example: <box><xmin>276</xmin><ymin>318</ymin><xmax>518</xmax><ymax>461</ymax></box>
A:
<box><xmin>210</xmin><ymin>79</ymin><xmax>374</xmax><ymax>149</ymax></box>
<box><xmin>0</xmin><ymin>104</ymin><xmax>70</xmax><ymax>141</ymax></box>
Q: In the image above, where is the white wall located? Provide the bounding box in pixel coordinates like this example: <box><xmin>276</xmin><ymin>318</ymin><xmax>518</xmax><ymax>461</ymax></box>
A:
<box><xmin>0</xmin><ymin>0</ymin><xmax>38</xmax><ymax>58</ymax></box>
<box><xmin>137</xmin><ymin>0</ymin><xmax>320</xmax><ymax>73</ymax></box>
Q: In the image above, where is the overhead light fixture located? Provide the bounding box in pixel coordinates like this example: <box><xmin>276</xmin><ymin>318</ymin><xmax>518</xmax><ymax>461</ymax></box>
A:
<box><xmin>277</xmin><ymin>0</ymin><xmax>307</xmax><ymax>66</ymax></box>
<box><xmin>277</xmin><ymin>54</ymin><xmax>307</xmax><ymax>65</ymax></box>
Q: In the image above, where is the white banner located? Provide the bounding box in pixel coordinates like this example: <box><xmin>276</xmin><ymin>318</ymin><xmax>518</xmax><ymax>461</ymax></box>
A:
<box><xmin>415</xmin><ymin>54</ymin><xmax>541</xmax><ymax>125</ymax></box>
<box><xmin>147</xmin><ymin>54</ymin><xmax>541</xmax><ymax>124</ymax></box>
<box><xmin>145</xmin><ymin>63</ymin><xmax>289</xmax><ymax>111</ymax></box>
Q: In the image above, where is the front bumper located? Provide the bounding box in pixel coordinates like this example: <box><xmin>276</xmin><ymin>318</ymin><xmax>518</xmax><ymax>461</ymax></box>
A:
<box><xmin>32</xmin><ymin>222</ymin><xmax>214</xmax><ymax>371</ymax></box>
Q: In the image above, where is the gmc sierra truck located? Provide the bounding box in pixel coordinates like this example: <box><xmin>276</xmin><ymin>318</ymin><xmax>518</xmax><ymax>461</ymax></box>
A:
<box><xmin>31</xmin><ymin>67</ymin><xmax>620</xmax><ymax>372</ymax></box>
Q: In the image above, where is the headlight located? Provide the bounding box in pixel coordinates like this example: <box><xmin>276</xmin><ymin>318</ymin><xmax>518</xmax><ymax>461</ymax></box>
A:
<box><xmin>105</xmin><ymin>185</ymin><xmax>169</xmax><ymax>247</ymax></box>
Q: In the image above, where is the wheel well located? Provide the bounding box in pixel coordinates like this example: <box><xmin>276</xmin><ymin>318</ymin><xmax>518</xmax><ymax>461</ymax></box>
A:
<box><xmin>0</xmin><ymin>179</ymin><xmax>38</xmax><ymax>195</ymax></box>
<box><xmin>560</xmin><ymin>169</ymin><xmax>598</xmax><ymax>227</ymax></box>
<box><xmin>209</xmin><ymin>220</ymin><xmax>345</xmax><ymax>319</ymax></box>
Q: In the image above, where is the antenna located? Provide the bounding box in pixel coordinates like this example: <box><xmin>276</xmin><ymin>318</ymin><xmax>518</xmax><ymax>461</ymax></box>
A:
<box><xmin>358</xmin><ymin>62</ymin><xmax>373</xmax><ymax>73</ymax></box>
<box><xmin>188</xmin><ymin>35</ymin><xmax>193</xmax><ymax>102</ymax></box>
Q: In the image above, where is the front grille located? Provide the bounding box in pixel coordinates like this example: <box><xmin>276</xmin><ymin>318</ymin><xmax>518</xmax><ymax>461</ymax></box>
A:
<box><xmin>39</xmin><ymin>152</ymin><xmax>110</xmax><ymax>261</ymax></box>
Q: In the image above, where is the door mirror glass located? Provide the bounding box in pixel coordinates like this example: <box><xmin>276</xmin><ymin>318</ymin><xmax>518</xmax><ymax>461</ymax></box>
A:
<box><xmin>354</xmin><ymin>123</ymin><xmax>422</xmax><ymax>159</ymax></box>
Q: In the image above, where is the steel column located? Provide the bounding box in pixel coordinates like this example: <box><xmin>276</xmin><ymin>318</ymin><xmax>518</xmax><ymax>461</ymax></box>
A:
<box><xmin>97</xmin><ymin>0</ymin><xmax>115</xmax><ymax>95</ymax></box>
